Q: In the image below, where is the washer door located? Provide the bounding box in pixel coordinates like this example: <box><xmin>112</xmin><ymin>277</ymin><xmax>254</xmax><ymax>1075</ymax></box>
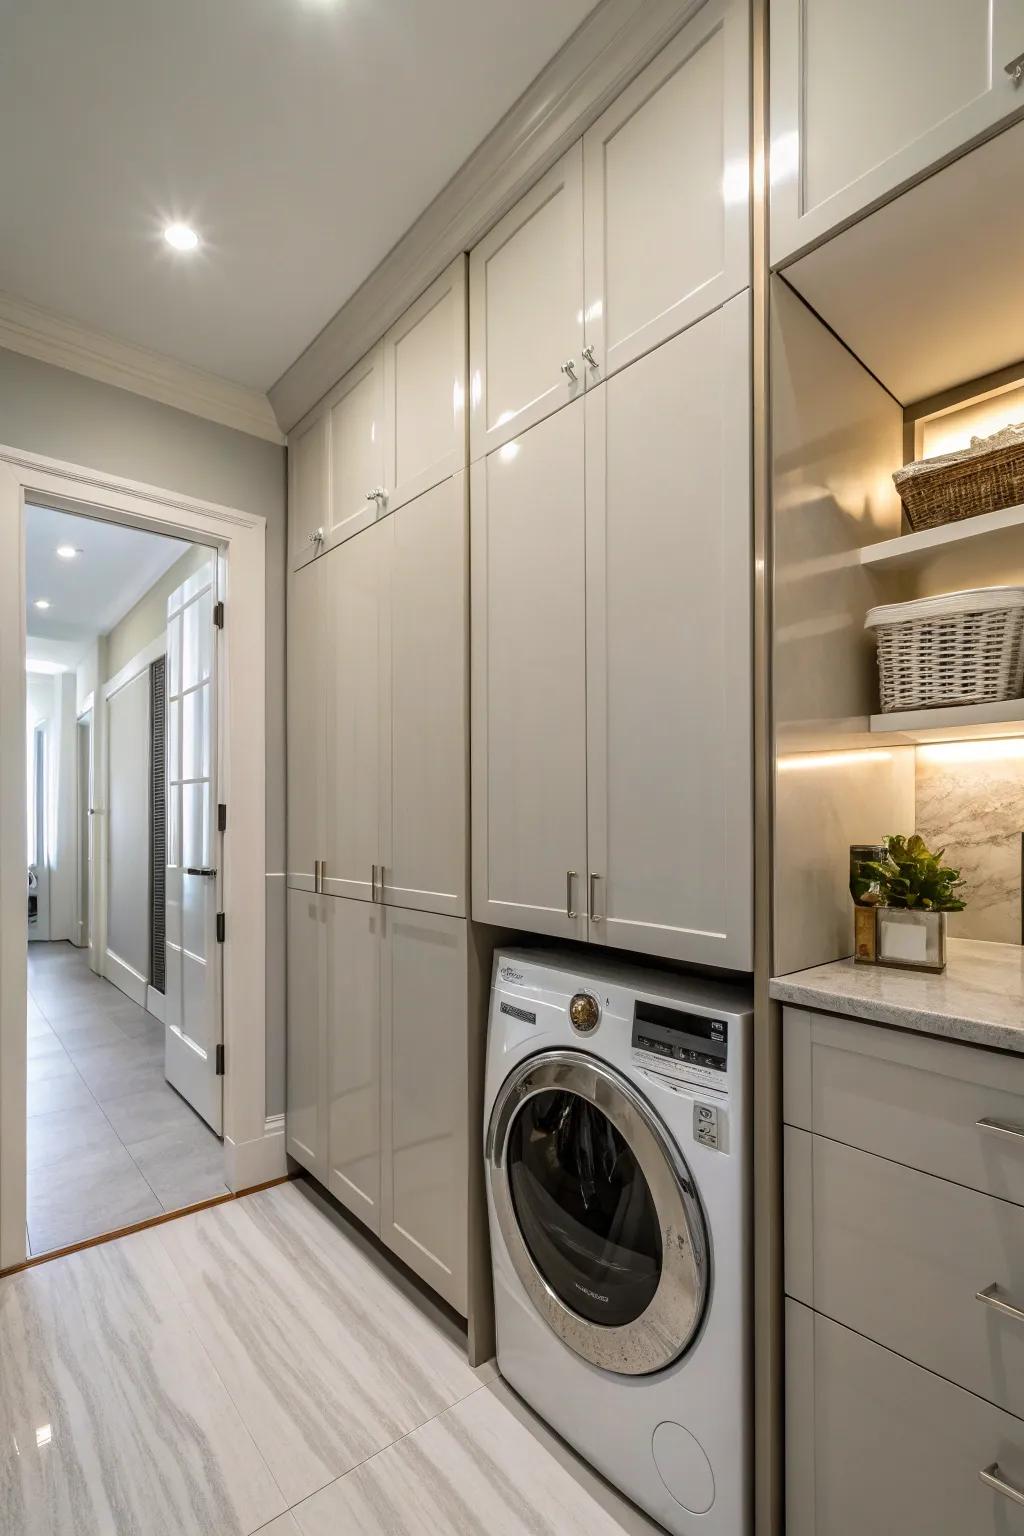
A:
<box><xmin>486</xmin><ymin>1050</ymin><xmax>709</xmax><ymax>1375</ymax></box>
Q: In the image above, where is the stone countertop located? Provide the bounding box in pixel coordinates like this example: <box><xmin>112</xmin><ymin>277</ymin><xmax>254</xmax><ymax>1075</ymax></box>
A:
<box><xmin>770</xmin><ymin>938</ymin><xmax>1024</xmax><ymax>1054</ymax></box>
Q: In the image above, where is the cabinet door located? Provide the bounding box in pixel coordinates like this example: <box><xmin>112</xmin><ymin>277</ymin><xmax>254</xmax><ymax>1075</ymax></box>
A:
<box><xmin>771</xmin><ymin>0</ymin><xmax>1024</xmax><ymax>265</ymax></box>
<box><xmin>326</xmin><ymin>893</ymin><xmax>383</xmax><ymax>1233</ymax></box>
<box><xmin>471</xmin><ymin>401</ymin><xmax>589</xmax><ymax>939</ymax></box>
<box><xmin>383</xmin><ymin>474</ymin><xmax>467</xmax><ymax>917</ymax></box>
<box><xmin>322</xmin><ymin>520</ymin><xmax>389</xmax><ymax>901</ymax></box>
<box><xmin>325</xmin><ymin>342</ymin><xmax>386</xmax><ymax>552</ymax></box>
<box><xmin>286</xmin><ymin>560</ymin><xmax>324</xmax><ymax>892</ymax></box>
<box><xmin>383</xmin><ymin>257</ymin><xmax>467</xmax><ymax>513</ymax></box>
<box><xmin>468</xmin><ymin>144</ymin><xmax>584</xmax><ymax>460</ymax></box>
<box><xmin>583</xmin><ymin>0</ymin><xmax>750</xmax><ymax>381</ymax></box>
<box><xmin>285</xmin><ymin>889</ymin><xmax>328</xmax><ymax>1181</ymax></box>
<box><xmin>288</xmin><ymin>412</ymin><xmax>329</xmax><ymax>572</ymax></box>
<box><xmin>585</xmin><ymin>292</ymin><xmax>752</xmax><ymax>969</ymax></box>
<box><xmin>381</xmin><ymin>908</ymin><xmax>468</xmax><ymax>1315</ymax></box>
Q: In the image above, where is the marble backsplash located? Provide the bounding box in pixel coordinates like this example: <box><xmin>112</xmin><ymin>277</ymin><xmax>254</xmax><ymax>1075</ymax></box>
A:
<box><xmin>915</xmin><ymin>747</ymin><xmax>1024</xmax><ymax>944</ymax></box>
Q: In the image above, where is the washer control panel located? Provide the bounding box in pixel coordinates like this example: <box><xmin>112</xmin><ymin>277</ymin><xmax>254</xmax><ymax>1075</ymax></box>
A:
<box><xmin>631</xmin><ymin>999</ymin><xmax>727</xmax><ymax>1093</ymax></box>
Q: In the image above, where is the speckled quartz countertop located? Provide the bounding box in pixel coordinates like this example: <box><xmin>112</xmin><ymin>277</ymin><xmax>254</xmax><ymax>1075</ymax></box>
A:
<box><xmin>770</xmin><ymin>938</ymin><xmax>1024</xmax><ymax>1054</ymax></box>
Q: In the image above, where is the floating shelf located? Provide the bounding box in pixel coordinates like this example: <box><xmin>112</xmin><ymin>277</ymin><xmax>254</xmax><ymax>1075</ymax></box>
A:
<box><xmin>870</xmin><ymin>697</ymin><xmax>1024</xmax><ymax>744</ymax></box>
<box><xmin>859</xmin><ymin>502</ymin><xmax>1024</xmax><ymax>574</ymax></box>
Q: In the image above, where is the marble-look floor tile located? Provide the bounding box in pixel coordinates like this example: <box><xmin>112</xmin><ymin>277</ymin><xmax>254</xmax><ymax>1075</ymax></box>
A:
<box><xmin>290</xmin><ymin>1383</ymin><xmax>651</xmax><ymax>1536</ymax></box>
<box><xmin>254</xmin><ymin>1516</ymin><xmax>302</xmax><ymax>1535</ymax></box>
<box><xmin>27</xmin><ymin>1047</ymin><xmax>77</xmax><ymax>1083</ymax></box>
<box><xmin>69</xmin><ymin>1036</ymin><xmax>165</xmax><ymax>1103</ymax></box>
<box><xmin>157</xmin><ymin>1183</ymin><xmax>484</xmax><ymax>1507</ymax></box>
<box><xmin>27</xmin><ymin>1101</ymin><xmax>122</xmax><ymax>1174</ymax></box>
<box><xmin>27</xmin><ymin>1142</ymin><xmax>162</xmax><ymax>1255</ymax></box>
<box><xmin>27</xmin><ymin>1027</ymin><xmax>63</xmax><ymax>1058</ymax></box>
<box><xmin>102</xmin><ymin>1082</ymin><xmax>202</xmax><ymax>1145</ymax></box>
<box><xmin>125</xmin><ymin>1122</ymin><xmax>227</xmax><ymax>1212</ymax></box>
<box><xmin>50</xmin><ymin>1015</ymin><xmax>132</xmax><ymax>1053</ymax></box>
<box><xmin>26</xmin><ymin>1072</ymin><xmax>94</xmax><ymax>1118</ymax></box>
<box><xmin>0</xmin><ymin>1230</ymin><xmax>286</xmax><ymax>1534</ymax></box>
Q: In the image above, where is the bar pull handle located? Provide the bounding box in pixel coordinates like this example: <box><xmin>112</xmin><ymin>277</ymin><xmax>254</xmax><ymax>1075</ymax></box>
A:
<box><xmin>976</xmin><ymin>1283</ymin><xmax>1024</xmax><ymax>1325</ymax></box>
<box><xmin>185</xmin><ymin>866</ymin><xmax>217</xmax><ymax>877</ymax></box>
<box><xmin>980</xmin><ymin>1463</ymin><xmax>1024</xmax><ymax>1507</ymax></box>
<box><xmin>371</xmin><ymin>863</ymin><xmax>378</xmax><ymax>903</ymax></box>
<box><xmin>313</xmin><ymin>858</ymin><xmax>322</xmax><ymax>894</ymax></box>
<box><xmin>977</xmin><ymin>1117</ymin><xmax>1024</xmax><ymax>1143</ymax></box>
<box><xmin>589</xmin><ymin>873</ymin><xmax>602</xmax><ymax>923</ymax></box>
<box><xmin>566</xmin><ymin>870</ymin><xmax>577</xmax><ymax>919</ymax></box>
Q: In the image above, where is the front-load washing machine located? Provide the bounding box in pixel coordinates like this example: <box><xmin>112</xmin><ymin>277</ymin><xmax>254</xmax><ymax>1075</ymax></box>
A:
<box><xmin>484</xmin><ymin>949</ymin><xmax>752</xmax><ymax>1536</ymax></box>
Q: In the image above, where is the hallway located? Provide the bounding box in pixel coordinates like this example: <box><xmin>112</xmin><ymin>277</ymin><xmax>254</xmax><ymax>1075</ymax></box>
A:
<box><xmin>26</xmin><ymin>941</ymin><xmax>226</xmax><ymax>1255</ymax></box>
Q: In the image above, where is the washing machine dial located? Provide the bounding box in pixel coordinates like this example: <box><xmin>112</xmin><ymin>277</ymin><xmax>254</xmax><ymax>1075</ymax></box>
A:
<box><xmin>569</xmin><ymin>992</ymin><xmax>600</xmax><ymax>1034</ymax></box>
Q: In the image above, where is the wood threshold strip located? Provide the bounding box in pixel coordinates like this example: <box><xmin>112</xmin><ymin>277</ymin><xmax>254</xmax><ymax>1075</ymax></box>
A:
<box><xmin>0</xmin><ymin>1172</ymin><xmax>297</xmax><ymax>1279</ymax></box>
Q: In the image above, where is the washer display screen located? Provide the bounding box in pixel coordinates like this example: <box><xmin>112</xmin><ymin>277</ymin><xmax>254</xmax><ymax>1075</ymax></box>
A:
<box><xmin>506</xmin><ymin>1089</ymin><xmax>663</xmax><ymax>1327</ymax></box>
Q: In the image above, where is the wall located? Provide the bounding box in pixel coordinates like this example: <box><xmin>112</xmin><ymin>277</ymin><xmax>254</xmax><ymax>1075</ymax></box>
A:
<box><xmin>104</xmin><ymin>543</ymin><xmax>208</xmax><ymax>681</ymax></box>
<box><xmin>0</xmin><ymin>347</ymin><xmax>287</xmax><ymax>1115</ymax></box>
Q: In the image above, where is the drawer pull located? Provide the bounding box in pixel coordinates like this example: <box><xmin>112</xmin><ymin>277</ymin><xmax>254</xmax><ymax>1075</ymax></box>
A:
<box><xmin>980</xmin><ymin>1463</ymin><xmax>1024</xmax><ymax>1507</ymax></box>
<box><xmin>976</xmin><ymin>1283</ymin><xmax>1024</xmax><ymax>1324</ymax></box>
<box><xmin>977</xmin><ymin>1116</ymin><xmax>1024</xmax><ymax>1142</ymax></box>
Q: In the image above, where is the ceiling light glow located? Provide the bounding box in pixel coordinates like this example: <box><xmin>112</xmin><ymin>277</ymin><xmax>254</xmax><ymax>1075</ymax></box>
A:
<box><xmin>164</xmin><ymin>222</ymin><xmax>200</xmax><ymax>252</ymax></box>
<box><xmin>34</xmin><ymin>599</ymin><xmax>51</xmax><ymax>611</ymax></box>
<box><xmin>55</xmin><ymin>544</ymin><xmax>79</xmax><ymax>560</ymax></box>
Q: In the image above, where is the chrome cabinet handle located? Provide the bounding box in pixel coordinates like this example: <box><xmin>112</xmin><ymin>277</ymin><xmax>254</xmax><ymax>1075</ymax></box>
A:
<box><xmin>566</xmin><ymin>870</ymin><xmax>577</xmax><ymax>920</ymax></box>
<box><xmin>185</xmin><ymin>866</ymin><xmax>217</xmax><ymax>878</ymax></box>
<box><xmin>366</xmin><ymin>487</ymin><xmax>388</xmax><ymax>504</ymax></box>
<box><xmin>980</xmin><ymin>1463</ymin><xmax>1024</xmax><ymax>1507</ymax></box>
<box><xmin>581</xmin><ymin>345</ymin><xmax>598</xmax><ymax>367</ymax></box>
<box><xmin>370</xmin><ymin>863</ymin><xmax>377</xmax><ymax>902</ymax></box>
<box><xmin>308</xmin><ymin>526</ymin><xmax>324</xmax><ymax>546</ymax></box>
<box><xmin>977</xmin><ymin>1117</ymin><xmax>1024</xmax><ymax>1142</ymax></box>
<box><xmin>1005</xmin><ymin>51</ymin><xmax>1024</xmax><ymax>86</ymax></box>
<box><xmin>976</xmin><ymin>1283</ymin><xmax>1024</xmax><ymax>1324</ymax></box>
<box><xmin>560</xmin><ymin>359</ymin><xmax>577</xmax><ymax>382</ymax></box>
<box><xmin>589</xmin><ymin>873</ymin><xmax>602</xmax><ymax>923</ymax></box>
<box><xmin>314</xmin><ymin>858</ymin><xmax>322</xmax><ymax>894</ymax></box>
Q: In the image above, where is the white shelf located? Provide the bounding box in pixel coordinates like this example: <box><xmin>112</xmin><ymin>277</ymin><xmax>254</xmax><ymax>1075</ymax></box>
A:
<box><xmin>870</xmin><ymin>698</ymin><xmax>1024</xmax><ymax>744</ymax></box>
<box><xmin>859</xmin><ymin>502</ymin><xmax>1024</xmax><ymax>573</ymax></box>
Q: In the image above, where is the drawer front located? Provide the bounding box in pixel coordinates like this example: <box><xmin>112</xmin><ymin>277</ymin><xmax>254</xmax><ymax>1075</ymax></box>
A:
<box><xmin>787</xmin><ymin>1300</ymin><xmax>1024</xmax><ymax>1536</ymax></box>
<box><xmin>786</xmin><ymin>1127</ymin><xmax>1024</xmax><ymax>1417</ymax></box>
<box><xmin>784</xmin><ymin>1006</ymin><xmax>1024</xmax><ymax>1206</ymax></box>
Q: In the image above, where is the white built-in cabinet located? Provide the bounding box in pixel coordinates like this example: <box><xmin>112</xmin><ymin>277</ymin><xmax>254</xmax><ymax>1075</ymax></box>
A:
<box><xmin>770</xmin><ymin>0</ymin><xmax>1024</xmax><ymax>266</ymax></box>
<box><xmin>472</xmin><ymin>294</ymin><xmax>752</xmax><ymax>969</ymax></box>
<box><xmin>469</xmin><ymin>0</ymin><xmax>750</xmax><ymax>460</ymax></box>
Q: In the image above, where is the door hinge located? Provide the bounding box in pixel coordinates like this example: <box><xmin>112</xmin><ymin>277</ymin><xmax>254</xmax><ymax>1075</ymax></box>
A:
<box><xmin>213</xmin><ymin>600</ymin><xmax>224</xmax><ymax>629</ymax></box>
<box><xmin>216</xmin><ymin>912</ymin><xmax>226</xmax><ymax>943</ymax></box>
<box><xmin>215</xmin><ymin>1043</ymin><xmax>225</xmax><ymax>1075</ymax></box>
<box><xmin>217</xmin><ymin>802</ymin><xmax>227</xmax><ymax>832</ymax></box>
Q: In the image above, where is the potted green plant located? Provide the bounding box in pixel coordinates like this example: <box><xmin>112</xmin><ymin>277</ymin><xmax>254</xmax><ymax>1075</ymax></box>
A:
<box><xmin>854</xmin><ymin>834</ymin><xmax>966</xmax><ymax>972</ymax></box>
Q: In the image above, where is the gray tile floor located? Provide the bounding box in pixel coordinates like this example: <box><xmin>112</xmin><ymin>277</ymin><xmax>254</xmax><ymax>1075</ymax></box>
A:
<box><xmin>26</xmin><ymin>941</ymin><xmax>227</xmax><ymax>1255</ymax></box>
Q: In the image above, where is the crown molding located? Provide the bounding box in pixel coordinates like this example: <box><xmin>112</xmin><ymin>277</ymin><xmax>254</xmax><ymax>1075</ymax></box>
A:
<box><xmin>0</xmin><ymin>291</ymin><xmax>284</xmax><ymax>445</ymax></box>
<box><xmin>270</xmin><ymin>0</ymin><xmax>703</xmax><ymax>434</ymax></box>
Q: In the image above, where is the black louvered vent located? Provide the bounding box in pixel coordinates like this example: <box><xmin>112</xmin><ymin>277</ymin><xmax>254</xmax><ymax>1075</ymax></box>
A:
<box><xmin>149</xmin><ymin>656</ymin><xmax>167</xmax><ymax>995</ymax></box>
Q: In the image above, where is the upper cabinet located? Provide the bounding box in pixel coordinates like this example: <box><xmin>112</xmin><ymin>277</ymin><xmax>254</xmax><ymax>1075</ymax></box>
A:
<box><xmin>288</xmin><ymin>257</ymin><xmax>467</xmax><ymax>570</ymax></box>
<box><xmin>770</xmin><ymin>0</ymin><xmax>1024</xmax><ymax>266</ymax></box>
<box><xmin>583</xmin><ymin>0</ymin><xmax>750</xmax><ymax>379</ymax></box>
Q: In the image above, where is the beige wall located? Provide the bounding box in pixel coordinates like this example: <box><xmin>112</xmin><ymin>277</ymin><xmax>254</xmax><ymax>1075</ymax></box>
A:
<box><xmin>104</xmin><ymin>543</ymin><xmax>209</xmax><ymax>681</ymax></box>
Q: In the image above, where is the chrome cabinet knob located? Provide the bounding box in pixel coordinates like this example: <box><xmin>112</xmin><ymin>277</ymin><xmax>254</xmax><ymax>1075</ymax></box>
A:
<box><xmin>1006</xmin><ymin>51</ymin><xmax>1024</xmax><ymax>85</ymax></box>
<box><xmin>366</xmin><ymin>487</ymin><xmax>388</xmax><ymax>503</ymax></box>
<box><xmin>561</xmin><ymin>359</ymin><xmax>578</xmax><ymax>382</ymax></box>
<box><xmin>582</xmin><ymin>345</ymin><xmax>598</xmax><ymax>367</ymax></box>
<box><xmin>308</xmin><ymin>525</ymin><xmax>324</xmax><ymax>546</ymax></box>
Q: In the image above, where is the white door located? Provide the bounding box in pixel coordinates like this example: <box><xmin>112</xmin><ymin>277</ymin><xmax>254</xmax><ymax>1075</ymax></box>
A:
<box><xmin>382</xmin><ymin>256</ymin><xmax>468</xmax><ymax>513</ymax></box>
<box><xmin>75</xmin><ymin>713</ymin><xmax>92</xmax><ymax>948</ymax></box>
<box><xmin>470</xmin><ymin>400</ymin><xmax>589</xmax><ymax>939</ymax></box>
<box><xmin>469</xmin><ymin>143</ymin><xmax>585</xmax><ymax>460</ymax></box>
<box><xmin>770</xmin><ymin>0</ymin><xmax>1024</xmax><ymax>265</ymax></box>
<box><xmin>105</xmin><ymin>671</ymin><xmax>150</xmax><ymax>1003</ymax></box>
<box><xmin>326</xmin><ymin>342</ymin><xmax>387</xmax><ymax>552</ymax></box>
<box><xmin>285</xmin><ymin>560</ymin><xmax>324</xmax><ymax>893</ymax></box>
<box><xmin>165</xmin><ymin>557</ymin><xmax>223</xmax><ymax>1134</ymax></box>
<box><xmin>286</xmin><ymin>888</ymin><xmax>328</xmax><ymax>1181</ymax></box>
<box><xmin>326</xmin><ymin>893</ymin><xmax>383</xmax><ymax>1231</ymax></box>
<box><xmin>583</xmin><ymin>0</ymin><xmax>750</xmax><ymax>380</ymax></box>
<box><xmin>585</xmin><ymin>293</ymin><xmax>753</xmax><ymax>969</ymax></box>
<box><xmin>288</xmin><ymin>412</ymin><xmax>330</xmax><ymax>571</ymax></box>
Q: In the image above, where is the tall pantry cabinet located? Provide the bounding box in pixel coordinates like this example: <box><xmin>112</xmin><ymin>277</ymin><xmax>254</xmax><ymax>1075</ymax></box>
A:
<box><xmin>470</xmin><ymin>0</ymin><xmax>754</xmax><ymax>971</ymax></box>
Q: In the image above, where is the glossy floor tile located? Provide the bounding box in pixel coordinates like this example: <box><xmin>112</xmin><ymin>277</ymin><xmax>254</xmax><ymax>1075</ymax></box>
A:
<box><xmin>26</xmin><ymin>943</ymin><xmax>227</xmax><ymax>1255</ymax></box>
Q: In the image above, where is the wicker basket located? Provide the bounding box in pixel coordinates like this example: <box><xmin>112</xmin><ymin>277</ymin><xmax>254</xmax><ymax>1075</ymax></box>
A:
<box><xmin>865</xmin><ymin>587</ymin><xmax>1024</xmax><ymax>713</ymax></box>
<box><xmin>892</xmin><ymin>423</ymin><xmax>1024</xmax><ymax>532</ymax></box>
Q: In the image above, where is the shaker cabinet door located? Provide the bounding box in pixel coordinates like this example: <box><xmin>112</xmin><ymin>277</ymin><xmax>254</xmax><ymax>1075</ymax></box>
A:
<box><xmin>585</xmin><ymin>292</ymin><xmax>752</xmax><ymax>969</ymax></box>
<box><xmin>326</xmin><ymin>341</ymin><xmax>386</xmax><ymax>552</ymax></box>
<box><xmin>770</xmin><ymin>0</ymin><xmax>1024</xmax><ymax>265</ymax></box>
<box><xmin>383</xmin><ymin>256</ymin><xmax>467</xmax><ymax>513</ymax></box>
<box><xmin>322</xmin><ymin>519</ymin><xmax>389</xmax><ymax>902</ymax></box>
<box><xmin>384</xmin><ymin>474</ymin><xmax>467</xmax><ymax>916</ymax></box>
<box><xmin>286</xmin><ymin>560</ymin><xmax>324</xmax><ymax>892</ymax></box>
<box><xmin>471</xmin><ymin>400</ymin><xmax>589</xmax><ymax>940</ymax></box>
<box><xmin>469</xmin><ymin>143</ymin><xmax>584</xmax><ymax>460</ymax></box>
<box><xmin>288</xmin><ymin>412</ymin><xmax>329</xmax><ymax>572</ymax></box>
<box><xmin>583</xmin><ymin>0</ymin><xmax>750</xmax><ymax>380</ymax></box>
<box><xmin>381</xmin><ymin>908</ymin><xmax>468</xmax><ymax>1314</ymax></box>
<box><xmin>285</xmin><ymin>889</ymin><xmax>328</xmax><ymax>1182</ymax></box>
<box><xmin>326</xmin><ymin>894</ymin><xmax>384</xmax><ymax>1234</ymax></box>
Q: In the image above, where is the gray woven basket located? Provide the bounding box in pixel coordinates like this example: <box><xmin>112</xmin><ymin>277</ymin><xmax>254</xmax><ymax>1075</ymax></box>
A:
<box><xmin>865</xmin><ymin>587</ymin><xmax>1024</xmax><ymax>713</ymax></box>
<box><xmin>892</xmin><ymin>423</ymin><xmax>1024</xmax><ymax>532</ymax></box>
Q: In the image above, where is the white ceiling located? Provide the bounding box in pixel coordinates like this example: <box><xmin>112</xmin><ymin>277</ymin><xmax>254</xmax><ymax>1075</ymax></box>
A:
<box><xmin>0</xmin><ymin>0</ymin><xmax>598</xmax><ymax>392</ymax></box>
<box><xmin>25</xmin><ymin>504</ymin><xmax>192</xmax><ymax>646</ymax></box>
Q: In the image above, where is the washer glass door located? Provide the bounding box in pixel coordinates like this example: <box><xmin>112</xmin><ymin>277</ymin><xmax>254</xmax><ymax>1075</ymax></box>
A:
<box><xmin>488</xmin><ymin>1050</ymin><xmax>709</xmax><ymax>1375</ymax></box>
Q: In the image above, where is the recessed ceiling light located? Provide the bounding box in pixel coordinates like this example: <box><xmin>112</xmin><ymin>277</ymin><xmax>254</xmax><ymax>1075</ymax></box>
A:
<box><xmin>164</xmin><ymin>222</ymin><xmax>200</xmax><ymax>252</ymax></box>
<box><xmin>34</xmin><ymin>599</ymin><xmax>51</xmax><ymax>611</ymax></box>
<box><xmin>55</xmin><ymin>544</ymin><xmax>80</xmax><ymax>560</ymax></box>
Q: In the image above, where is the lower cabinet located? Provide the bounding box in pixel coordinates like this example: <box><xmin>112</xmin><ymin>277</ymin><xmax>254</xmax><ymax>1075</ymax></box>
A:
<box><xmin>286</xmin><ymin>889</ymin><xmax>491</xmax><ymax>1328</ymax></box>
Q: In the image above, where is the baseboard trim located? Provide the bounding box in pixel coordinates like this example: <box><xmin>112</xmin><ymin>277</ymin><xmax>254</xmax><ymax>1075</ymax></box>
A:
<box><xmin>224</xmin><ymin>1118</ymin><xmax>288</xmax><ymax>1192</ymax></box>
<box><xmin>105</xmin><ymin>948</ymin><xmax>147</xmax><ymax>1007</ymax></box>
<box><xmin>145</xmin><ymin>985</ymin><xmax>166</xmax><ymax>1024</ymax></box>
